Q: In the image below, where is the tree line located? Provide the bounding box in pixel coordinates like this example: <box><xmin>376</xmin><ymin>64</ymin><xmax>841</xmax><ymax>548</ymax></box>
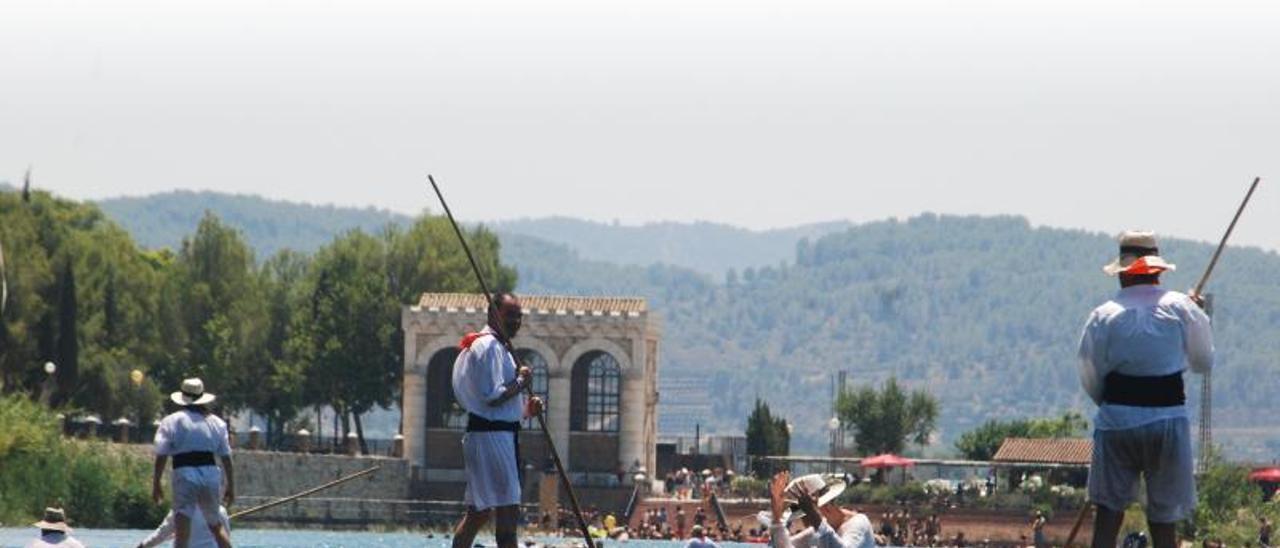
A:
<box><xmin>0</xmin><ymin>189</ymin><xmax>514</xmax><ymax>449</ymax></box>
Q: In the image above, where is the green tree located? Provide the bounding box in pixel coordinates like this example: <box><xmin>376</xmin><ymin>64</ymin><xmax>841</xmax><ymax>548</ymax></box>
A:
<box><xmin>384</xmin><ymin>216</ymin><xmax>516</xmax><ymax>303</ymax></box>
<box><xmin>746</xmin><ymin>398</ymin><xmax>790</xmax><ymax>476</ymax></box>
<box><xmin>837</xmin><ymin>377</ymin><xmax>938</xmax><ymax>456</ymax></box>
<box><xmin>293</xmin><ymin>230</ymin><xmax>398</xmax><ymax>451</ymax></box>
<box><xmin>165</xmin><ymin>212</ymin><xmax>268</xmax><ymax>413</ymax></box>
<box><xmin>250</xmin><ymin>250</ymin><xmax>310</xmax><ymax>446</ymax></box>
<box><xmin>53</xmin><ymin>259</ymin><xmax>78</xmax><ymax>405</ymax></box>
<box><xmin>954</xmin><ymin>411</ymin><xmax>1089</xmax><ymax>460</ymax></box>
<box><xmin>954</xmin><ymin>419</ymin><xmax>1033</xmax><ymax>461</ymax></box>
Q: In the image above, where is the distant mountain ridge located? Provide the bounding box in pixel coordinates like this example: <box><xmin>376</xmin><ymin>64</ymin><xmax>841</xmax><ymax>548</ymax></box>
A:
<box><xmin>492</xmin><ymin>217</ymin><xmax>855</xmax><ymax>277</ymax></box>
<box><xmin>98</xmin><ymin>191</ymin><xmax>412</xmax><ymax>257</ymax></box>
<box><xmin>96</xmin><ymin>190</ymin><xmax>853</xmax><ymax>275</ymax></box>
<box><xmin>78</xmin><ymin>189</ymin><xmax>1280</xmax><ymax>458</ymax></box>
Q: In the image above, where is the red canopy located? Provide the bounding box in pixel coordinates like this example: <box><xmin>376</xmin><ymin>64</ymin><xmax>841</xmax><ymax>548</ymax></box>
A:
<box><xmin>1249</xmin><ymin>467</ymin><xmax>1280</xmax><ymax>482</ymax></box>
<box><xmin>861</xmin><ymin>454</ymin><xmax>916</xmax><ymax>469</ymax></box>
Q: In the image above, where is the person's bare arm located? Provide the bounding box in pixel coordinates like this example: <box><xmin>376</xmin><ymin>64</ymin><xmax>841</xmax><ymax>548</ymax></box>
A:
<box><xmin>152</xmin><ymin>456</ymin><xmax>168</xmax><ymax>504</ymax></box>
<box><xmin>221</xmin><ymin>455</ymin><xmax>235</xmax><ymax>506</ymax></box>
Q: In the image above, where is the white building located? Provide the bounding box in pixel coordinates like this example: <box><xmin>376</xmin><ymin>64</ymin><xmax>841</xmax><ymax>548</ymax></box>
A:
<box><xmin>401</xmin><ymin>293</ymin><xmax>661</xmax><ymax>498</ymax></box>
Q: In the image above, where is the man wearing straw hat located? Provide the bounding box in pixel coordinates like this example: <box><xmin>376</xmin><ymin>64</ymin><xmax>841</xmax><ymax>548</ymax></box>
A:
<box><xmin>449</xmin><ymin>293</ymin><xmax>544</xmax><ymax>548</ymax></box>
<box><xmin>26</xmin><ymin>507</ymin><xmax>84</xmax><ymax>548</ymax></box>
<box><xmin>1079</xmin><ymin>231</ymin><xmax>1214</xmax><ymax>548</ymax></box>
<box><xmin>152</xmin><ymin>377</ymin><xmax>235</xmax><ymax>548</ymax></box>
<box><xmin>763</xmin><ymin>471</ymin><xmax>876</xmax><ymax>548</ymax></box>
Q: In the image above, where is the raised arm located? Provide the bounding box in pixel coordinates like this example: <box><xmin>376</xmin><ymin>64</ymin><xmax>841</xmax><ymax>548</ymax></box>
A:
<box><xmin>136</xmin><ymin>511</ymin><xmax>177</xmax><ymax>548</ymax></box>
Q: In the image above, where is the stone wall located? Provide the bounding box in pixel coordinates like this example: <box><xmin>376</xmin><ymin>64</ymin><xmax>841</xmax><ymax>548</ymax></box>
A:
<box><xmin>235</xmin><ymin>451</ymin><xmax>412</xmax><ymax>500</ymax></box>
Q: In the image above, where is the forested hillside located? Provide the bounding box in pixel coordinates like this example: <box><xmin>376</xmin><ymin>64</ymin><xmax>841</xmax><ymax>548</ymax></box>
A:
<box><xmin>504</xmin><ymin>215</ymin><xmax>1280</xmax><ymax>457</ymax></box>
<box><xmin>83</xmin><ymin>190</ymin><xmax>1280</xmax><ymax>457</ymax></box>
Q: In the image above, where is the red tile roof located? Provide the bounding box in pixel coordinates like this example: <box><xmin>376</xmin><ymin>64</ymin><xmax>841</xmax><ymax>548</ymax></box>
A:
<box><xmin>416</xmin><ymin>293</ymin><xmax>647</xmax><ymax>315</ymax></box>
<box><xmin>992</xmin><ymin>437</ymin><xmax>1093</xmax><ymax>465</ymax></box>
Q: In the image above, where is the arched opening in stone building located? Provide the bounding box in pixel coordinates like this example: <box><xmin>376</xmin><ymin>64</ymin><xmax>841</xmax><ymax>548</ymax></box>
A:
<box><xmin>425</xmin><ymin>347</ymin><xmax>466</xmax><ymax>429</ymax></box>
<box><xmin>571</xmin><ymin>350</ymin><xmax>621</xmax><ymax>432</ymax></box>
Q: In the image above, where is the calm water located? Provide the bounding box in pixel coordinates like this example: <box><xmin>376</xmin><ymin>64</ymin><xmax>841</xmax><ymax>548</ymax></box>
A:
<box><xmin>0</xmin><ymin>529</ymin><xmax>760</xmax><ymax>548</ymax></box>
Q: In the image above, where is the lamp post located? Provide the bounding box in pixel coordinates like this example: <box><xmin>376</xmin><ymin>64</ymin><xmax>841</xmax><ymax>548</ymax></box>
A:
<box><xmin>40</xmin><ymin>361</ymin><xmax>56</xmax><ymax>405</ymax></box>
<box><xmin>828</xmin><ymin>417</ymin><xmax>840</xmax><ymax>450</ymax></box>
<box><xmin>130</xmin><ymin>369</ymin><xmax>145</xmax><ymax>441</ymax></box>
<box><xmin>827</xmin><ymin>417</ymin><xmax>841</xmax><ymax>472</ymax></box>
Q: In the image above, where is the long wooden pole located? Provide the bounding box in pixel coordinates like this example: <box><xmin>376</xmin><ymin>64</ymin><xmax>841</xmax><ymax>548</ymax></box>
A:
<box><xmin>228</xmin><ymin>466</ymin><xmax>381</xmax><ymax>520</ymax></box>
<box><xmin>1192</xmin><ymin>176</ymin><xmax>1261</xmax><ymax>296</ymax></box>
<box><xmin>1063</xmin><ymin>503</ymin><xmax>1090</xmax><ymax>548</ymax></box>
<box><xmin>427</xmin><ymin>174</ymin><xmax>598</xmax><ymax>548</ymax></box>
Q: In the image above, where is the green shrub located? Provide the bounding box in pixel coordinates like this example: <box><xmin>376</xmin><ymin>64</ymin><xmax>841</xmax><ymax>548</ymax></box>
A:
<box><xmin>0</xmin><ymin>395</ymin><xmax>166</xmax><ymax>528</ymax></box>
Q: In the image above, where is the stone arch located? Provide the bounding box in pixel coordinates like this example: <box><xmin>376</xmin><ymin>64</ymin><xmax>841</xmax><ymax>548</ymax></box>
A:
<box><xmin>570</xmin><ymin>350</ymin><xmax>623</xmax><ymax>432</ymax></box>
<box><xmin>514</xmin><ymin>347</ymin><xmax>550</xmax><ymax>429</ymax></box>
<box><xmin>560</xmin><ymin>337</ymin><xmax>633</xmax><ymax>377</ymax></box>
<box><xmin>425</xmin><ymin>347</ymin><xmax>465</xmax><ymax>429</ymax></box>
<box><xmin>412</xmin><ymin>334</ymin><xmax>467</xmax><ymax>376</ymax></box>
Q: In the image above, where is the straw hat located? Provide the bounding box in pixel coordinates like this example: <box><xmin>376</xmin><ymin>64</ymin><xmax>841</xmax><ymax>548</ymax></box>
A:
<box><xmin>756</xmin><ymin>474</ymin><xmax>848</xmax><ymax>526</ymax></box>
<box><xmin>786</xmin><ymin>473</ymin><xmax>847</xmax><ymax>510</ymax></box>
<box><xmin>1102</xmin><ymin>230</ymin><xmax>1176</xmax><ymax>276</ymax></box>
<box><xmin>170</xmin><ymin>377</ymin><xmax>216</xmax><ymax>406</ymax></box>
<box><xmin>33</xmin><ymin>507</ymin><xmax>72</xmax><ymax>533</ymax></box>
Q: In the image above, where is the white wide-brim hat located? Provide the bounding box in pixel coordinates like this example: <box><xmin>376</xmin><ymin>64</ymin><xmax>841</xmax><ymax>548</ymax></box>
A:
<box><xmin>756</xmin><ymin>473</ymin><xmax>847</xmax><ymax>526</ymax></box>
<box><xmin>33</xmin><ymin>507</ymin><xmax>72</xmax><ymax>533</ymax></box>
<box><xmin>171</xmin><ymin>377</ymin><xmax>216</xmax><ymax>406</ymax></box>
<box><xmin>1102</xmin><ymin>230</ymin><xmax>1177</xmax><ymax>276</ymax></box>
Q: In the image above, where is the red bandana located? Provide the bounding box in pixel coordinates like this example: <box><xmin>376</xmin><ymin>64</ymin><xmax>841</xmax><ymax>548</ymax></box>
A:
<box><xmin>458</xmin><ymin>331</ymin><xmax>490</xmax><ymax>351</ymax></box>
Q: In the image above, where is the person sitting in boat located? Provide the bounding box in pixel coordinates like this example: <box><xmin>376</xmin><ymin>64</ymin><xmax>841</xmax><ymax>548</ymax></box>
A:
<box><xmin>763</xmin><ymin>472</ymin><xmax>876</xmax><ymax>548</ymax></box>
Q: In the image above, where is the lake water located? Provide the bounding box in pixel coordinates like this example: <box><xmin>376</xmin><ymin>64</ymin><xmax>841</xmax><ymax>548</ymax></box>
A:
<box><xmin>0</xmin><ymin>529</ymin><xmax>760</xmax><ymax>548</ymax></box>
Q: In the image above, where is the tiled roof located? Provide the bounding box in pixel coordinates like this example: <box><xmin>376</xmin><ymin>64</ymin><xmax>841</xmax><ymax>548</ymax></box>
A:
<box><xmin>416</xmin><ymin>293</ymin><xmax>647</xmax><ymax>316</ymax></box>
<box><xmin>992</xmin><ymin>438</ymin><xmax>1093</xmax><ymax>465</ymax></box>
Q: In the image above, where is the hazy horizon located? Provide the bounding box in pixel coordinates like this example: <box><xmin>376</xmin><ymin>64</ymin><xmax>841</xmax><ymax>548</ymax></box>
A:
<box><xmin>3</xmin><ymin>0</ymin><xmax>1277</xmax><ymax>250</ymax></box>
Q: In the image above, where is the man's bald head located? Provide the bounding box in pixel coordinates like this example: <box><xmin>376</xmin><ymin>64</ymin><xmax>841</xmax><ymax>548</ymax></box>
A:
<box><xmin>488</xmin><ymin>292</ymin><xmax>523</xmax><ymax>340</ymax></box>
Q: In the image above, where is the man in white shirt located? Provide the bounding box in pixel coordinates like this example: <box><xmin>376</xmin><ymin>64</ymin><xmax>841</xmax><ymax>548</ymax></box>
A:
<box><xmin>450</xmin><ymin>293</ymin><xmax>544</xmax><ymax>548</ymax></box>
<box><xmin>1079</xmin><ymin>231</ymin><xmax>1213</xmax><ymax>548</ymax></box>
<box><xmin>152</xmin><ymin>377</ymin><xmax>235</xmax><ymax>548</ymax></box>
<box><xmin>765</xmin><ymin>471</ymin><xmax>876</xmax><ymax>548</ymax></box>
<box><xmin>137</xmin><ymin>506</ymin><xmax>231</xmax><ymax>548</ymax></box>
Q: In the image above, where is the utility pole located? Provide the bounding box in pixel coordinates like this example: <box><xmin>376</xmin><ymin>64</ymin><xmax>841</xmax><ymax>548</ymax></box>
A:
<box><xmin>1197</xmin><ymin>293</ymin><xmax>1214</xmax><ymax>474</ymax></box>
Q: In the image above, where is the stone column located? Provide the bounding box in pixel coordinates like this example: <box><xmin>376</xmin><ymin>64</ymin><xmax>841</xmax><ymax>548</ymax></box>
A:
<box><xmin>402</xmin><ymin>371</ymin><xmax>427</xmax><ymax>466</ymax></box>
<box><xmin>248</xmin><ymin>426</ymin><xmax>262</xmax><ymax>450</ymax></box>
<box><xmin>547</xmin><ymin>367</ymin><xmax>572</xmax><ymax>471</ymax></box>
<box><xmin>618</xmin><ymin>364</ymin><xmax>646</xmax><ymax>480</ymax></box>
<box><xmin>296</xmin><ymin>429</ymin><xmax>312</xmax><ymax>453</ymax></box>
<box><xmin>345</xmin><ymin>431</ymin><xmax>359</xmax><ymax>455</ymax></box>
<box><xmin>114</xmin><ymin>418</ymin><xmax>131</xmax><ymax>443</ymax></box>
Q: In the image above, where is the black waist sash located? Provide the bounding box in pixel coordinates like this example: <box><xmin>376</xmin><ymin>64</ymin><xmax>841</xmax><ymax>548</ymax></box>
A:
<box><xmin>1102</xmin><ymin>371</ymin><xmax>1185</xmax><ymax>407</ymax></box>
<box><xmin>172</xmin><ymin>451</ymin><xmax>216</xmax><ymax>469</ymax></box>
<box><xmin>466</xmin><ymin>413</ymin><xmax>523</xmax><ymax>481</ymax></box>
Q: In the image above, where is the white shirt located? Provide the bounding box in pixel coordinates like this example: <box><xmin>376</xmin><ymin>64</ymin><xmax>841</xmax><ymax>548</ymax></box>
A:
<box><xmin>769</xmin><ymin>513</ymin><xmax>877</xmax><ymax>548</ymax></box>
<box><xmin>451</xmin><ymin>326</ymin><xmax>524</xmax><ymax>422</ymax></box>
<box><xmin>24</xmin><ymin>532</ymin><xmax>85</xmax><ymax>548</ymax></box>
<box><xmin>1078</xmin><ymin>284</ymin><xmax>1214</xmax><ymax>431</ymax></box>
<box><xmin>139</xmin><ymin>506</ymin><xmax>231</xmax><ymax>548</ymax></box>
<box><xmin>154</xmin><ymin>409</ymin><xmax>232</xmax><ymax>458</ymax></box>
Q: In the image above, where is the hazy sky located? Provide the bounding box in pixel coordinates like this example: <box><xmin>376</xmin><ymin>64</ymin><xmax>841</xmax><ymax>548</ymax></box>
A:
<box><xmin>2</xmin><ymin>0</ymin><xmax>1278</xmax><ymax>249</ymax></box>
